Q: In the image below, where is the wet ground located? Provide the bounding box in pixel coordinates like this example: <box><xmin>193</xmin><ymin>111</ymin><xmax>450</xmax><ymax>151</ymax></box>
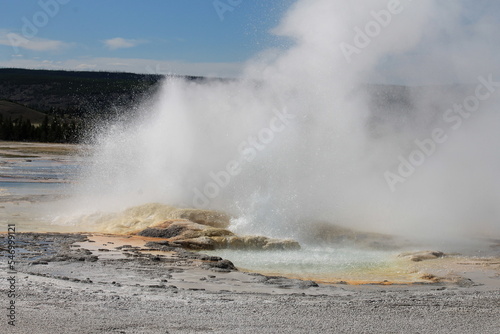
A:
<box><xmin>0</xmin><ymin>232</ymin><xmax>499</xmax><ymax>333</ymax></box>
<box><xmin>0</xmin><ymin>141</ymin><xmax>86</xmax><ymax>232</ymax></box>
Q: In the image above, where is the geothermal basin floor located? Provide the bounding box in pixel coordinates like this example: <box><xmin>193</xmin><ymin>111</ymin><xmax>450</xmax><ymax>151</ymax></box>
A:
<box><xmin>0</xmin><ymin>232</ymin><xmax>499</xmax><ymax>334</ymax></box>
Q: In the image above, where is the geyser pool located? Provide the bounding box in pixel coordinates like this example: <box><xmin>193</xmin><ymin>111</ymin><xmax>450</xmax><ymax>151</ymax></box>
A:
<box><xmin>204</xmin><ymin>247</ymin><xmax>416</xmax><ymax>283</ymax></box>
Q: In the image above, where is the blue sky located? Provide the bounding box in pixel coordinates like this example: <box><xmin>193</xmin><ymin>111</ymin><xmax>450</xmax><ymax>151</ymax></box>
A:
<box><xmin>0</xmin><ymin>0</ymin><xmax>294</xmax><ymax>77</ymax></box>
<box><xmin>1</xmin><ymin>1</ymin><xmax>499</xmax><ymax>82</ymax></box>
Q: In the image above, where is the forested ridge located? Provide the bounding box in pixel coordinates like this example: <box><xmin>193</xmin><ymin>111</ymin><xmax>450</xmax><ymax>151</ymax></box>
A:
<box><xmin>0</xmin><ymin>68</ymin><xmax>209</xmax><ymax>143</ymax></box>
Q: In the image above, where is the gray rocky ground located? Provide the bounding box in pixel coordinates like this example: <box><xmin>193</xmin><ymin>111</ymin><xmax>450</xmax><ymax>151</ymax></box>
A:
<box><xmin>1</xmin><ymin>233</ymin><xmax>499</xmax><ymax>334</ymax></box>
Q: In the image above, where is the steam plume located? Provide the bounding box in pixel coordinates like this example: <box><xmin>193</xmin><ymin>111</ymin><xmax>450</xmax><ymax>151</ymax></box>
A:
<box><xmin>72</xmin><ymin>0</ymin><xmax>500</xmax><ymax>242</ymax></box>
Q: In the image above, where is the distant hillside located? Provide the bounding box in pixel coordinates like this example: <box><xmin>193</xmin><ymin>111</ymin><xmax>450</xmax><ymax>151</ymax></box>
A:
<box><xmin>0</xmin><ymin>68</ymin><xmax>216</xmax><ymax>143</ymax></box>
<box><xmin>0</xmin><ymin>100</ymin><xmax>49</xmax><ymax>124</ymax></box>
<box><xmin>0</xmin><ymin>68</ymin><xmax>169</xmax><ymax>117</ymax></box>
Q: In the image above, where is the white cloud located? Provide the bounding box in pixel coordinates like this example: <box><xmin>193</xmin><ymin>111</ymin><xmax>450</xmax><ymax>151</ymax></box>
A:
<box><xmin>103</xmin><ymin>38</ymin><xmax>146</xmax><ymax>50</ymax></box>
<box><xmin>75</xmin><ymin>63</ymin><xmax>97</xmax><ymax>70</ymax></box>
<box><xmin>0</xmin><ymin>30</ymin><xmax>69</xmax><ymax>52</ymax></box>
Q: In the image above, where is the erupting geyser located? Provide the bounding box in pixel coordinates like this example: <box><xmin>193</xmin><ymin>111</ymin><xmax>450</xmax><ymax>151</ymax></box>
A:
<box><xmin>70</xmin><ymin>0</ymin><xmax>500</xmax><ymax>244</ymax></box>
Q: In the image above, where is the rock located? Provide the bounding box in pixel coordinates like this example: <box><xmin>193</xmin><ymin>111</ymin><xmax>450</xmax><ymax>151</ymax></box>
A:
<box><xmin>143</xmin><ymin>241</ymin><xmax>178</xmax><ymax>251</ymax></box>
<box><xmin>138</xmin><ymin>220</ymin><xmax>189</xmax><ymax>238</ymax></box>
<box><xmin>211</xmin><ymin>236</ymin><xmax>267</xmax><ymax>249</ymax></box>
<box><xmin>135</xmin><ymin>212</ymin><xmax>300</xmax><ymax>251</ymax></box>
<box><xmin>201</xmin><ymin>259</ymin><xmax>237</xmax><ymax>272</ymax></box>
<box><xmin>176</xmin><ymin>249</ymin><xmax>222</xmax><ymax>261</ymax></box>
<box><xmin>174</xmin><ymin>237</ymin><xmax>216</xmax><ymax>250</ymax></box>
<box><xmin>143</xmin><ymin>220</ymin><xmax>234</xmax><ymax>241</ymax></box>
<box><xmin>420</xmin><ymin>273</ymin><xmax>440</xmax><ymax>282</ymax></box>
<box><xmin>114</xmin><ymin>245</ymin><xmax>134</xmax><ymax>250</ymax></box>
<box><xmin>168</xmin><ymin>209</ymin><xmax>231</xmax><ymax>229</ymax></box>
<box><xmin>298</xmin><ymin>280</ymin><xmax>319</xmax><ymax>288</ymax></box>
<box><xmin>452</xmin><ymin>277</ymin><xmax>475</xmax><ymax>287</ymax></box>
<box><xmin>263</xmin><ymin>276</ymin><xmax>302</xmax><ymax>289</ymax></box>
<box><xmin>300</xmin><ymin>222</ymin><xmax>404</xmax><ymax>250</ymax></box>
<box><xmin>86</xmin><ymin>204</ymin><xmax>230</xmax><ymax>234</ymax></box>
<box><xmin>263</xmin><ymin>239</ymin><xmax>301</xmax><ymax>250</ymax></box>
<box><xmin>399</xmin><ymin>250</ymin><xmax>445</xmax><ymax>262</ymax></box>
<box><xmin>420</xmin><ymin>273</ymin><xmax>475</xmax><ymax>287</ymax></box>
<box><xmin>211</xmin><ymin>259</ymin><xmax>236</xmax><ymax>270</ymax></box>
<box><xmin>92</xmin><ymin>203</ymin><xmax>178</xmax><ymax>234</ymax></box>
<box><xmin>211</xmin><ymin>235</ymin><xmax>301</xmax><ymax>250</ymax></box>
<box><xmin>180</xmin><ymin>227</ymin><xmax>234</xmax><ymax>240</ymax></box>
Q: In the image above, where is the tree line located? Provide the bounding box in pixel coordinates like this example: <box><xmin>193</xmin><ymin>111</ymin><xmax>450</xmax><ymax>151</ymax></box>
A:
<box><xmin>0</xmin><ymin>114</ymin><xmax>83</xmax><ymax>143</ymax></box>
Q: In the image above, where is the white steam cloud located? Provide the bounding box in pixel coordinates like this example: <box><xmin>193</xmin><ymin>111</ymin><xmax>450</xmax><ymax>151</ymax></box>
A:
<box><xmin>70</xmin><ymin>0</ymin><xmax>500</xmax><ymax>242</ymax></box>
